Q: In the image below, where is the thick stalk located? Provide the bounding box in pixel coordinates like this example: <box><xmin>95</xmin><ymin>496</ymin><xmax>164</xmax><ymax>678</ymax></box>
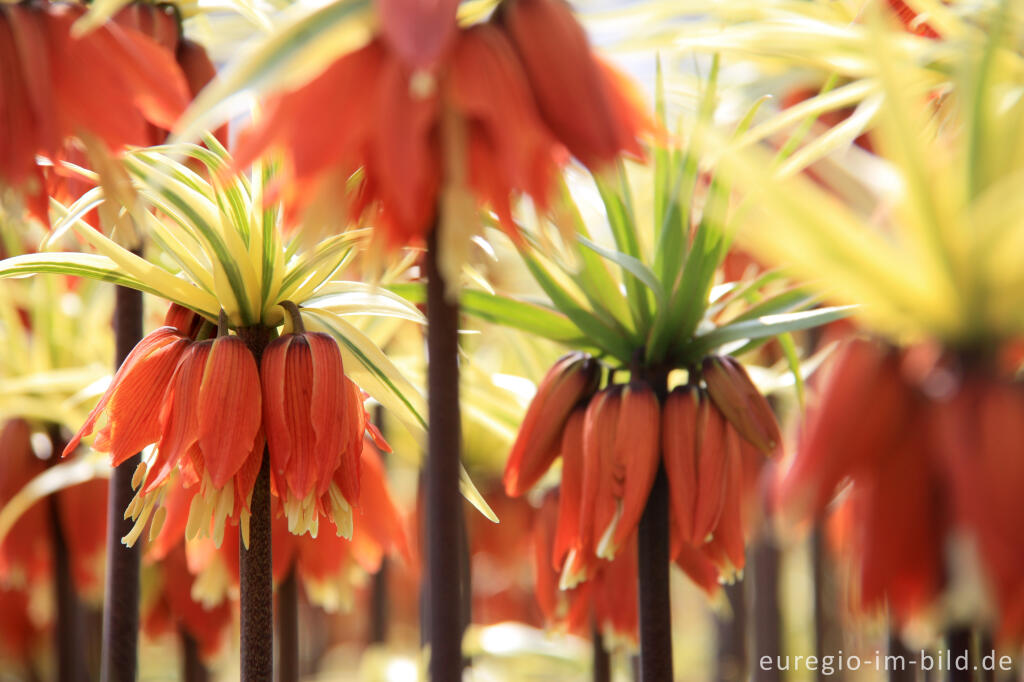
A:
<box><xmin>181</xmin><ymin>629</ymin><xmax>209</xmax><ymax>682</ymax></box>
<box><xmin>592</xmin><ymin>621</ymin><xmax>611</xmax><ymax>682</ymax></box>
<box><xmin>636</xmin><ymin>366</ymin><xmax>672</xmax><ymax>682</ymax></box>
<box><xmin>101</xmin><ymin>282</ymin><xmax>144</xmax><ymax>682</ymax></box>
<box><xmin>637</xmin><ymin>465</ymin><xmax>672</xmax><ymax>681</ymax></box>
<box><xmin>889</xmin><ymin>631</ymin><xmax>916</xmax><ymax>682</ymax></box>
<box><xmin>947</xmin><ymin>628</ymin><xmax>973</xmax><ymax>682</ymax></box>
<box><xmin>751</xmin><ymin>533</ymin><xmax>781</xmax><ymax>682</ymax></box>
<box><xmin>49</xmin><ymin>492</ymin><xmax>84</xmax><ymax>682</ymax></box>
<box><xmin>369</xmin><ymin>406</ymin><xmax>390</xmax><ymax>646</ymax></box>
<box><xmin>716</xmin><ymin>581</ymin><xmax>748</xmax><ymax>682</ymax></box>
<box><xmin>425</xmin><ymin>230</ymin><xmax>464</xmax><ymax>680</ymax></box>
<box><xmin>239</xmin><ymin>325</ymin><xmax>275</xmax><ymax>682</ymax></box>
<box><xmin>277</xmin><ymin>564</ymin><xmax>299</xmax><ymax>682</ymax></box>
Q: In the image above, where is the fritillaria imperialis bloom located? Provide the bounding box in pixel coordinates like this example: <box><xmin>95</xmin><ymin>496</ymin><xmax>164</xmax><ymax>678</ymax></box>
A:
<box><xmin>65</xmin><ymin>302</ymin><xmax>384</xmax><ymax>546</ymax></box>
<box><xmin>147</xmin><ymin>440</ymin><xmax>409</xmax><ymax>612</ymax></box>
<box><xmin>236</xmin><ymin>0</ymin><xmax>649</xmax><ymax>248</ymax></box>
<box><xmin>261</xmin><ymin>329</ymin><xmax>368</xmax><ymax>536</ymax></box>
<box><xmin>534</xmin><ymin>491</ymin><xmax>637</xmax><ymax>642</ymax></box>
<box><xmin>780</xmin><ymin>337</ymin><xmax>1024</xmax><ymax>638</ymax></box>
<box><xmin>494</xmin><ymin>0</ymin><xmax>650</xmax><ymax>168</ymax></box>
<box><xmin>0</xmin><ymin>1</ymin><xmax>189</xmax><ymax>223</ymax></box>
<box><xmin>505</xmin><ymin>351</ymin><xmax>779</xmax><ymax>606</ymax></box>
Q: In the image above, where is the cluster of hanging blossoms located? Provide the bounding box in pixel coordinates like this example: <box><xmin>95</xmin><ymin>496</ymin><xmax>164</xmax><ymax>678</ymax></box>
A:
<box><xmin>65</xmin><ymin>302</ymin><xmax>384</xmax><ymax>546</ymax></box>
<box><xmin>504</xmin><ymin>351</ymin><xmax>780</xmax><ymax>594</ymax></box>
<box><xmin>234</xmin><ymin>0</ymin><xmax>650</xmax><ymax>255</ymax></box>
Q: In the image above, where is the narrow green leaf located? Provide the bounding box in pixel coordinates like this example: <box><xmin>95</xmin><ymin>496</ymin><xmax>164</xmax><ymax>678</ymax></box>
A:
<box><xmin>685</xmin><ymin>306</ymin><xmax>856</xmax><ymax>357</ymax></box>
<box><xmin>521</xmin><ymin>254</ymin><xmax>634</xmax><ymax>362</ymax></box>
<box><xmin>389</xmin><ymin>283</ymin><xmax>591</xmax><ymax>348</ymax></box>
<box><xmin>578</xmin><ymin>235</ymin><xmax>666</xmax><ymax>309</ymax></box>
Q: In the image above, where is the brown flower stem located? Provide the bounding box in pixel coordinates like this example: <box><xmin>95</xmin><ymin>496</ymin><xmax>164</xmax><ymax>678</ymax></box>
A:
<box><xmin>369</xmin><ymin>405</ymin><xmax>389</xmax><ymax>646</ymax></box>
<box><xmin>101</xmin><ymin>281</ymin><xmax>144</xmax><ymax>682</ymax></box>
<box><xmin>238</xmin><ymin>325</ymin><xmax>276</xmax><ymax>682</ymax></box>
<box><xmin>889</xmin><ymin>631</ymin><xmax>915</xmax><ymax>682</ymax></box>
<box><xmin>751</xmin><ymin>533</ymin><xmax>781</xmax><ymax>682</ymax></box>
<box><xmin>424</xmin><ymin>229</ymin><xmax>465</xmax><ymax>680</ymax></box>
<box><xmin>49</xmin><ymin>489</ymin><xmax>85</xmax><ymax>682</ymax></box>
<box><xmin>636</xmin><ymin>365</ymin><xmax>672</xmax><ymax>682</ymax></box>
<box><xmin>636</xmin><ymin>465</ymin><xmax>672</xmax><ymax>681</ymax></box>
<box><xmin>716</xmin><ymin>581</ymin><xmax>748</xmax><ymax>682</ymax></box>
<box><xmin>592</xmin><ymin>620</ymin><xmax>611</xmax><ymax>682</ymax></box>
<box><xmin>181</xmin><ymin>629</ymin><xmax>209</xmax><ymax>682</ymax></box>
<box><xmin>277</xmin><ymin>563</ymin><xmax>299</xmax><ymax>682</ymax></box>
<box><xmin>947</xmin><ymin>628</ymin><xmax>974</xmax><ymax>682</ymax></box>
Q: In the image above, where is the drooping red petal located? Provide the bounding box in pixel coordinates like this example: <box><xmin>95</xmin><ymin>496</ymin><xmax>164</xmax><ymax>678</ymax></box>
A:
<box><xmin>552</xmin><ymin>408</ymin><xmax>585</xmax><ymax>570</ymax></box>
<box><xmin>782</xmin><ymin>339</ymin><xmax>909</xmax><ymax>519</ymax></box>
<box><xmin>692</xmin><ymin>400</ymin><xmax>730</xmax><ymax>545</ymax></box>
<box><xmin>65</xmin><ymin>326</ymin><xmax>190</xmax><ymax>464</ymax></box>
<box><xmin>503</xmin><ymin>352</ymin><xmax>598</xmax><ymax>497</ymax></box>
<box><xmin>261</xmin><ymin>335</ymin><xmax>296</xmax><ymax>486</ymax></box>
<box><xmin>579</xmin><ymin>387</ymin><xmax>621</xmax><ymax>560</ymax></box>
<box><xmin>155</xmin><ymin>341</ymin><xmax>212</xmax><ymax>481</ymax></box>
<box><xmin>606</xmin><ymin>382</ymin><xmax>661</xmax><ymax>556</ymax></box>
<box><xmin>495</xmin><ymin>0</ymin><xmax>649</xmax><ymax>169</ymax></box>
<box><xmin>662</xmin><ymin>385</ymin><xmax>700</xmax><ymax>545</ymax></box>
<box><xmin>198</xmin><ymin>336</ymin><xmax>262</xmax><ymax>488</ymax></box>
<box><xmin>273</xmin><ymin>336</ymin><xmax>318</xmax><ymax>499</ymax></box>
<box><xmin>337</xmin><ymin>377</ymin><xmax>365</xmax><ymax>505</ymax></box>
<box><xmin>308</xmin><ymin>332</ymin><xmax>348</xmax><ymax>496</ymax></box>
<box><xmin>448</xmin><ymin>25</ymin><xmax>564</xmax><ymax>228</ymax></box>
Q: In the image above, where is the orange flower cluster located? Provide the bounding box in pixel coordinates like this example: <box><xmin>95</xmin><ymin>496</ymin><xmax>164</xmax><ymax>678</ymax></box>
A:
<box><xmin>504</xmin><ymin>352</ymin><xmax>779</xmax><ymax>615</ymax></box>
<box><xmin>781</xmin><ymin>338</ymin><xmax>1024</xmax><ymax>640</ymax></box>
<box><xmin>145</xmin><ymin>439</ymin><xmax>409</xmax><ymax>617</ymax></box>
<box><xmin>236</xmin><ymin>0</ymin><xmax>650</xmax><ymax>245</ymax></box>
<box><xmin>0</xmin><ymin>1</ymin><xmax>190</xmax><ymax>224</ymax></box>
<box><xmin>65</xmin><ymin>304</ymin><xmax>384</xmax><ymax>546</ymax></box>
<box><xmin>533</xmin><ymin>490</ymin><xmax>637</xmax><ymax>642</ymax></box>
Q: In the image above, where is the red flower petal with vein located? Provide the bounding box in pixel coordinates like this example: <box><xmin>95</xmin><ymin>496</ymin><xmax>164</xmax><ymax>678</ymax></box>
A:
<box><xmin>236</xmin><ymin>25</ymin><xmax>565</xmax><ymax>246</ymax></box>
<box><xmin>503</xmin><ymin>352</ymin><xmax>598</xmax><ymax>497</ymax></box>
<box><xmin>0</xmin><ymin>2</ymin><xmax>189</xmax><ymax>224</ymax></box>
<box><xmin>577</xmin><ymin>387</ymin><xmax>621</xmax><ymax>569</ymax></box>
<box><xmin>262</xmin><ymin>332</ymin><xmax>364</xmax><ymax>529</ymax></box>
<box><xmin>149</xmin><ymin>341</ymin><xmax>213</xmax><ymax>490</ymax></box>
<box><xmin>198</xmin><ymin>336</ymin><xmax>262</xmax><ymax>488</ymax></box>
<box><xmin>64</xmin><ymin>325</ymin><xmax>193</xmax><ymax>465</ymax></box>
<box><xmin>602</xmin><ymin>381</ymin><xmax>660</xmax><ymax>558</ymax></box>
<box><xmin>663</xmin><ymin>385</ymin><xmax>699</xmax><ymax>546</ymax></box>
<box><xmin>552</xmin><ymin>408</ymin><xmax>585</xmax><ymax>570</ymax></box>
<box><xmin>495</xmin><ymin>0</ymin><xmax>651</xmax><ymax>168</ymax></box>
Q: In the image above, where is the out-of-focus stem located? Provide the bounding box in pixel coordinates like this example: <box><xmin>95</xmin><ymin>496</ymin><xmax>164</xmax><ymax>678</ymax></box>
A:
<box><xmin>425</xmin><ymin>229</ymin><xmax>465</xmax><ymax>680</ymax></box>
<box><xmin>592</xmin><ymin>620</ymin><xmax>611</xmax><ymax>682</ymax></box>
<box><xmin>181</xmin><ymin>629</ymin><xmax>209</xmax><ymax>682</ymax></box>
<box><xmin>716</xmin><ymin>581</ymin><xmax>748</xmax><ymax>682</ymax></box>
<box><xmin>101</xmin><ymin>281</ymin><xmax>144</xmax><ymax>682</ymax></box>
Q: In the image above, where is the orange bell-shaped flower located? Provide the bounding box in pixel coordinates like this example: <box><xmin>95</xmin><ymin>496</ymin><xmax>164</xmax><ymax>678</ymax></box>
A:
<box><xmin>494</xmin><ymin>0</ymin><xmax>651</xmax><ymax>169</ymax></box>
<box><xmin>64</xmin><ymin>305</ymin><xmax>199</xmax><ymax>464</ymax></box>
<box><xmin>261</xmin><ymin>330</ymin><xmax>362</xmax><ymax>534</ymax></box>
<box><xmin>503</xmin><ymin>351</ymin><xmax>600</xmax><ymax>497</ymax></box>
